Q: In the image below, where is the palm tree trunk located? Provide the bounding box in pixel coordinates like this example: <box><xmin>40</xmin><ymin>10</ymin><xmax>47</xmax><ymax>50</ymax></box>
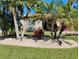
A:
<box><xmin>13</xmin><ymin>8</ymin><xmax>20</xmax><ymax>39</ymax></box>
<box><xmin>20</xmin><ymin>19</ymin><xmax>27</xmax><ymax>41</ymax></box>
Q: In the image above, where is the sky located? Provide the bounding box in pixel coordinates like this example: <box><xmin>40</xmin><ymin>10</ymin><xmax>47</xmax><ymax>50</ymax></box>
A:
<box><xmin>43</xmin><ymin>0</ymin><xmax>68</xmax><ymax>4</ymax></box>
<box><xmin>62</xmin><ymin>0</ymin><xmax>68</xmax><ymax>5</ymax></box>
<box><xmin>23</xmin><ymin>0</ymin><xmax>78</xmax><ymax>16</ymax></box>
<box><xmin>23</xmin><ymin>6</ymin><xmax>36</xmax><ymax>16</ymax></box>
<box><xmin>72</xmin><ymin>1</ymin><xmax>78</xmax><ymax>9</ymax></box>
<box><xmin>43</xmin><ymin>0</ymin><xmax>53</xmax><ymax>3</ymax></box>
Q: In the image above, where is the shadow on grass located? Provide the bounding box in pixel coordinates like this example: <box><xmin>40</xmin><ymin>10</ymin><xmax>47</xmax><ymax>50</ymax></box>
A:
<box><xmin>0</xmin><ymin>34</ymin><xmax>16</xmax><ymax>40</ymax></box>
<box><xmin>0</xmin><ymin>33</ymin><xmax>51</xmax><ymax>41</ymax></box>
<box><xmin>63</xmin><ymin>33</ymin><xmax>78</xmax><ymax>36</ymax></box>
<box><xmin>57</xmin><ymin>33</ymin><xmax>78</xmax><ymax>39</ymax></box>
<box><xmin>24</xmin><ymin>34</ymin><xmax>51</xmax><ymax>42</ymax></box>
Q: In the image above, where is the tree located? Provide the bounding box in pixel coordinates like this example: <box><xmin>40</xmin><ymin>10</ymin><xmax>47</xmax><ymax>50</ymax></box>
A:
<box><xmin>0</xmin><ymin>0</ymin><xmax>20</xmax><ymax>39</ymax></box>
<box><xmin>0</xmin><ymin>1</ymin><xmax>11</xmax><ymax>36</ymax></box>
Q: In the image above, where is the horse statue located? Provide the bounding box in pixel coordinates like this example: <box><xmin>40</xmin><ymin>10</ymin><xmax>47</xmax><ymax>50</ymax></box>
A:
<box><xmin>44</xmin><ymin>13</ymin><xmax>67</xmax><ymax>45</ymax></box>
<box><xmin>20</xmin><ymin>13</ymin><xmax>67</xmax><ymax>45</ymax></box>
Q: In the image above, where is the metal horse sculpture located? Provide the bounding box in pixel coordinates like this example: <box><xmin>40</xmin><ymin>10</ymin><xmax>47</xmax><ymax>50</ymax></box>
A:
<box><xmin>20</xmin><ymin>13</ymin><xmax>66</xmax><ymax>45</ymax></box>
<box><xmin>44</xmin><ymin>15</ymin><xmax>66</xmax><ymax>45</ymax></box>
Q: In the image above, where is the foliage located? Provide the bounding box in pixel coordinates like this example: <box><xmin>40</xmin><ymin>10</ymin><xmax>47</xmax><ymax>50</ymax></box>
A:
<box><xmin>0</xmin><ymin>0</ymin><xmax>78</xmax><ymax>36</ymax></box>
<box><xmin>70</xmin><ymin>19</ymin><xmax>78</xmax><ymax>31</ymax></box>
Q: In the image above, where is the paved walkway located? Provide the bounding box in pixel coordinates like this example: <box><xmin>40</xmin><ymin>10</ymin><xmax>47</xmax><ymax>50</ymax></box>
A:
<box><xmin>0</xmin><ymin>38</ymin><xmax>77</xmax><ymax>48</ymax></box>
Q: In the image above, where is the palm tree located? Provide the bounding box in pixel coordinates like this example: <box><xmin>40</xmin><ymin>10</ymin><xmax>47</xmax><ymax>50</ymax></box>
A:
<box><xmin>62</xmin><ymin>0</ymin><xmax>78</xmax><ymax>31</ymax></box>
<box><xmin>0</xmin><ymin>1</ymin><xmax>11</xmax><ymax>36</ymax></box>
<box><xmin>0</xmin><ymin>0</ymin><xmax>20</xmax><ymax>39</ymax></box>
<box><xmin>0</xmin><ymin>0</ymin><xmax>32</xmax><ymax>39</ymax></box>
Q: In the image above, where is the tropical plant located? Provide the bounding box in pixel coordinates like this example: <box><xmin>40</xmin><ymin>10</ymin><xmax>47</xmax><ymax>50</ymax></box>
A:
<box><xmin>0</xmin><ymin>0</ymin><xmax>20</xmax><ymax>38</ymax></box>
<box><xmin>0</xmin><ymin>0</ymin><xmax>78</xmax><ymax>40</ymax></box>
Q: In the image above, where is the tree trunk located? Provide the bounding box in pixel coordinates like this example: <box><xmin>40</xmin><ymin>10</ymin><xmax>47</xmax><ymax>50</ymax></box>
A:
<box><xmin>13</xmin><ymin>8</ymin><xmax>20</xmax><ymax>39</ymax></box>
<box><xmin>20</xmin><ymin>19</ymin><xmax>27</xmax><ymax>41</ymax></box>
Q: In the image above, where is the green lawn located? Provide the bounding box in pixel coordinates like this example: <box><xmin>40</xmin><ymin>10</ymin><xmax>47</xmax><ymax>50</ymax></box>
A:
<box><xmin>0</xmin><ymin>31</ymin><xmax>78</xmax><ymax>59</ymax></box>
<box><xmin>0</xmin><ymin>45</ymin><xmax>77</xmax><ymax>59</ymax></box>
<box><xmin>63</xmin><ymin>34</ymin><xmax>78</xmax><ymax>41</ymax></box>
<box><xmin>26</xmin><ymin>31</ymin><xmax>78</xmax><ymax>41</ymax></box>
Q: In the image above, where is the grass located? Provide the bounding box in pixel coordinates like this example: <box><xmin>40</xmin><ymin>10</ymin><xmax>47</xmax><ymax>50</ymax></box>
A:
<box><xmin>26</xmin><ymin>31</ymin><xmax>78</xmax><ymax>41</ymax></box>
<box><xmin>0</xmin><ymin>45</ymin><xmax>78</xmax><ymax>59</ymax></box>
<box><xmin>63</xmin><ymin>34</ymin><xmax>78</xmax><ymax>41</ymax></box>
<box><xmin>0</xmin><ymin>31</ymin><xmax>78</xmax><ymax>59</ymax></box>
